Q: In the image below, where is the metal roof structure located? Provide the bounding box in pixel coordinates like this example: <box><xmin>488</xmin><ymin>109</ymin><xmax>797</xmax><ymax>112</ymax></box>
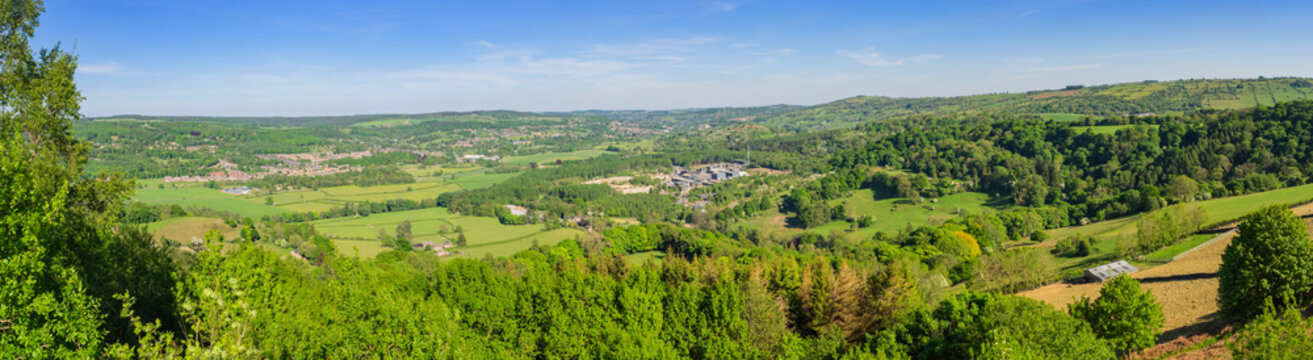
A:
<box><xmin>1084</xmin><ymin>260</ymin><xmax>1139</xmax><ymax>282</ymax></box>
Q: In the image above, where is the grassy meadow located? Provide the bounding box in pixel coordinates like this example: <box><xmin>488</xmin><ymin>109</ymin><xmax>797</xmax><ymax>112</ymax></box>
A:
<box><xmin>739</xmin><ymin>189</ymin><xmax>998</xmax><ymax>241</ymax></box>
<box><xmin>134</xmin><ymin>185</ymin><xmax>287</xmax><ymax>218</ymax></box>
<box><xmin>146</xmin><ymin>216</ymin><xmax>237</xmax><ymax>242</ymax></box>
<box><xmin>502</xmin><ymin>149</ymin><xmax>608</xmax><ymax>166</ymax></box>
<box><xmin>308</xmin><ymin>207</ymin><xmax>588</xmax><ymax>259</ymax></box>
<box><xmin>1070</xmin><ymin>124</ymin><xmax>1160</xmax><ymax>135</ymax></box>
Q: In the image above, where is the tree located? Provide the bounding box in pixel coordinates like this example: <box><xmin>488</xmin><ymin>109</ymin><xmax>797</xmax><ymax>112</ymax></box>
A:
<box><xmin>907</xmin><ymin>292</ymin><xmax>1114</xmax><ymax>359</ymax></box>
<box><xmin>1068</xmin><ymin>274</ymin><xmax>1164</xmax><ymax>355</ymax></box>
<box><xmin>1219</xmin><ymin>205</ymin><xmax>1313</xmax><ymax>319</ymax></box>
<box><xmin>0</xmin><ymin>0</ymin><xmax>143</xmax><ymax>353</ymax></box>
<box><xmin>1228</xmin><ymin>296</ymin><xmax>1313</xmax><ymax>359</ymax></box>
<box><xmin>1167</xmin><ymin>175</ymin><xmax>1198</xmax><ymax>203</ymax></box>
<box><xmin>396</xmin><ymin>219</ymin><xmax>414</xmax><ymax>241</ymax></box>
<box><xmin>1030</xmin><ymin>229</ymin><xmax>1049</xmax><ymax>243</ymax></box>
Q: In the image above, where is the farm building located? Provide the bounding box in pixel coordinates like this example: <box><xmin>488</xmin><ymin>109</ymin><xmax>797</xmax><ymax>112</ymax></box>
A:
<box><xmin>222</xmin><ymin>186</ymin><xmax>252</xmax><ymax>195</ymax></box>
<box><xmin>504</xmin><ymin>204</ymin><xmax>529</xmax><ymax>216</ymax></box>
<box><xmin>1084</xmin><ymin>260</ymin><xmax>1139</xmax><ymax>282</ymax></box>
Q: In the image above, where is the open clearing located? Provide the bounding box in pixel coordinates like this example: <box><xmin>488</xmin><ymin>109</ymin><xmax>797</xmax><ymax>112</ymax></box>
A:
<box><xmin>1070</xmin><ymin>124</ymin><xmax>1160</xmax><ymax>135</ymax></box>
<box><xmin>737</xmin><ymin>190</ymin><xmax>997</xmax><ymax>242</ymax></box>
<box><xmin>502</xmin><ymin>149</ymin><xmax>608</xmax><ymax>166</ymax></box>
<box><xmin>308</xmin><ymin>207</ymin><xmax>588</xmax><ymax>258</ymax></box>
<box><xmin>135</xmin><ymin>186</ymin><xmax>287</xmax><ymax>218</ymax></box>
<box><xmin>146</xmin><ymin>216</ymin><xmax>237</xmax><ymax>243</ymax></box>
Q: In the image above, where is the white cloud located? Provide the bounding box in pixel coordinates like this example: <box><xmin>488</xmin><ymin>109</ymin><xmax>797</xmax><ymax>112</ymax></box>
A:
<box><xmin>78</xmin><ymin>62</ymin><xmax>124</xmax><ymax>75</ymax></box>
<box><xmin>838</xmin><ymin>50</ymin><xmax>942</xmax><ymax>67</ymax></box>
<box><xmin>474</xmin><ymin>40</ymin><xmax>496</xmax><ymax>49</ymax></box>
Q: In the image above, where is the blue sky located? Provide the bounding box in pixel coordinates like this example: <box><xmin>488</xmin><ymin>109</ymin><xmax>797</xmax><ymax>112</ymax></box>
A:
<box><xmin>37</xmin><ymin>0</ymin><xmax>1313</xmax><ymax>116</ymax></box>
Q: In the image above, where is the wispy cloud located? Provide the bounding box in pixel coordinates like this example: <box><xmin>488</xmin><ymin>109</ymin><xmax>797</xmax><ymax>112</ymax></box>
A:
<box><xmin>79</xmin><ymin>62</ymin><xmax>124</xmax><ymax>75</ymax></box>
<box><xmin>838</xmin><ymin>50</ymin><xmax>942</xmax><ymax>67</ymax></box>
<box><xmin>586</xmin><ymin>36</ymin><xmax>721</xmax><ymax>58</ymax></box>
<box><xmin>474</xmin><ymin>40</ymin><xmax>496</xmax><ymax>49</ymax></box>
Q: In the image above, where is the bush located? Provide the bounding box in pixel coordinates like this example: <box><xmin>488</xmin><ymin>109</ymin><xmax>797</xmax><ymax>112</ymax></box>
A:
<box><xmin>1030</xmin><ymin>230</ymin><xmax>1049</xmax><ymax>242</ymax></box>
<box><xmin>969</xmin><ymin>248</ymin><xmax>1057</xmax><ymax>293</ymax></box>
<box><xmin>1219</xmin><ymin>206</ymin><xmax>1313</xmax><ymax>319</ymax></box>
<box><xmin>1053</xmin><ymin>236</ymin><xmax>1095</xmax><ymax>257</ymax></box>
<box><xmin>1228</xmin><ymin>296</ymin><xmax>1313</xmax><ymax>359</ymax></box>
<box><xmin>905</xmin><ymin>292</ymin><xmax>1115</xmax><ymax>359</ymax></box>
<box><xmin>1068</xmin><ymin>275</ymin><xmax>1164</xmax><ymax>354</ymax></box>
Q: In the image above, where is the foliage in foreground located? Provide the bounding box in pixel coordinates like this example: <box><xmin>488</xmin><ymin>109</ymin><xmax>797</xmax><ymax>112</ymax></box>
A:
<box><xmin>1068</xmin><ymin>275</ymin><xmax>1165</xmax><ymax>355</ymax></box>
<box><xmin>1219</xmin><ymin>205</ymin><xmax>1313</xmax><ymax>319</ymax></box>
<box><xmin>1228</xmin><ymin>297</ymin><xmax>1313</xmax><ymax>359</ymax></box>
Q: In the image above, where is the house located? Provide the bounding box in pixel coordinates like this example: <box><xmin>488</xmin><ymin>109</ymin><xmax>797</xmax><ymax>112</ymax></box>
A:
<box><xmin>504</xmin><ymin>204</ymin><xmax>528</xmax><ymax>216</ymax></box>
<box><xmin>413</xmin><ymin>241</ymin><xmax>439</xmax><ymax>251</ymax></box>
<box><xmin>222</xmin><ymin>186</ymin><xmax>252</xmax><ymax>195</ymax></box>
<box><xmin>440</xmin><ymin>240</ymin><xmax>455</xmax><ymax>249</ymax></box>
<box><xmin>1084</xmin><ymin>260</ymin><xmax>1138</xmax><ymax>282</ymax></box>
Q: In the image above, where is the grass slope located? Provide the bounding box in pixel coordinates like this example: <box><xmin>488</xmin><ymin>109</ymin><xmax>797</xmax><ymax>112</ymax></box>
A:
<box><xmin>135</xmin><ymin>186</ymin><xmax>286</xmax><ymax>218</ymax></box>
<box><xmin>308</xmin><ymin>207</ymin><xmax>587</xmax><ymax>258</ymax></box>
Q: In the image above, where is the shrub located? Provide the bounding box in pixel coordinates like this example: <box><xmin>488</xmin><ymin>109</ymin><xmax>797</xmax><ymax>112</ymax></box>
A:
<box><xmin>1228</xmin><ymin>296</ymin><xmax>1313</xmax><ymax>359</ymax></box>
<box><xmin>1218</xmin><ymin>206</ymin><xmax>1313</xmax><ymax>319</ymax></box>
<box><xmin>905</xmin><ymin>292</ymin><xmax>1115</xmax><ymax>359</ymax></box>
<box><xmin>1068</xmin><ymin>275</ymin><xmax>1164</xmax><ymax>354</ymax></box>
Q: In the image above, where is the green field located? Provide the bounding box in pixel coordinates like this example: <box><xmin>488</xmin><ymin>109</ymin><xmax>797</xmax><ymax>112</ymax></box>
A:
<box><xmin>1045</xmin><ymin>183</ymin><xmax>1313</xmax><ymax>268</ymax></box>
<box><xmin>1039</xmin><ymin>113</ymin><xmax>1089</xmax><ymax>122</ymax></box>
<box><xmin>502</xmin><ymin>150</ymin><xmax>608</xmax><ymax>167</ymax></box>
<box><xmin>1070</xmin><ymin>124</ymin><xmax>1160</xmax><ymax>135</ymax></box>
<box><xmin>624</xmin><ymin>251</ymin><xmax>666</xmax><ymax>266</ymax></box>
<box><xmin>134</xmin><ymin>186</ymin><xmax>287</xmax><ymax>218</ymax></box>
<box><xmin>740</xmin><ymin>190</ymin><xmax>997</xmax><ymax>240</ymax></box>
<box><xmin>451</xmin><ymin>170</ymin><xmax>522</xmax><ymax>190</ymax></box>
<box><xmin>1143</xmin><ymin>233</ymin><xmax>1215</xmax><ymax>262</ymax></box>
<box><xmin>146</xmin><ymin>216</ymin><xmax>237</xmax><ymax>242</ymax></box>
<box><xmin>308</xmin><ymin>207</ymin><xmax>588</xmax><ymax>258</ymax></box>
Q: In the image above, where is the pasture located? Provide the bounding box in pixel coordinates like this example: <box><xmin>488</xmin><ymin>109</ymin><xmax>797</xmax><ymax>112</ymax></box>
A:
<box><xmin>308</xmin><ymin>207</ymin><xmax>589</xmax><ymax>258</ymax></box>
<box><xmin>1038</xmin><ymin>113</ymin><xmax>1089</xmax><ymax>122</ymax></box>
<box><xmin>502</xmin><ymin>149</ymin><xmax>608</xmax><ymax>166</ymax></box>
<box><xmin>451</xmin><ymin>170</ymin><xmax>522</xmax><ymax>190</ymax></box>
<box><xmin>146</xmin><ymin>216</ymin><xmax>236</xmax><ymax>243</ymax></box>
<box><xmin>1070</xmin><ymin>124</ymin><xmax>1160</xmax><ymax>135</ymax></box>
<box><xmin>134</xmin><ymin>186</ymin><xmax>287</xmax><ymax>218</ymax></box>
<box><xmin>739</xmin><ymin>190</ymin><xmax>997</xmax><ymax>241</ymax></box>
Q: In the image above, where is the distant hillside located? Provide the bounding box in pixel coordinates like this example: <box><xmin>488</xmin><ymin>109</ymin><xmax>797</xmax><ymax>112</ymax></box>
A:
<box><xmin>88</xmin><ymin>110</ymin><xmax>541</xmax><ymax>128</ymax></box>
<box><xmin>561</xmin><ymin>105</ymin><xmax>805</xmax><ymax>129</ymax></box>
<box><xmin>760</xmin><ymin>77</ymin><xmax>1313</xmax><ymax>131</ymax></box>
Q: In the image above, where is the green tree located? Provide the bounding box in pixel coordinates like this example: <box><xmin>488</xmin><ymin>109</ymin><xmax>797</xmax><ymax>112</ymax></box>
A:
<box><xmin>396</xmin><ymin>219</ymin><xmax>413</xmax><ymax>241</ymax></box>
<box><xmin>907</xmin><ymin>292</ymin><xmax>1114</xmax><ymax>359</ymax></box>
<box><xmin>1219</xmin><ymin>206</ymin><xmax>1313</xmax><ymax>319</ymax></box>
<box><xmin>1167</xmin><ymin>175</ymin><xmax>1198</xmax><ymax>203</ymax></box>
<box><xmin>1068</xmin><ymin>275</ymin><xmax>1164</xmax><ymax>354</ymax></box>
<box><xmin>0</xmin><ymin>0</ymin><xmax>148</xmax><ymax>353</ymax></box>
<box><xmin>1228</xmin><ymin>296</ymin><xmax>1313</xmax><ymax>359</ymax></box>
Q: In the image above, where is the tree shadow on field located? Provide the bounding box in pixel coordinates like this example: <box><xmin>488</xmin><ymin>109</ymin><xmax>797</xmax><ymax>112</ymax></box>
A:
<box><xmin>1137</xmin><ymin>272</ymin><xmax>1218</xmax><ymax>284</ymax></box>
